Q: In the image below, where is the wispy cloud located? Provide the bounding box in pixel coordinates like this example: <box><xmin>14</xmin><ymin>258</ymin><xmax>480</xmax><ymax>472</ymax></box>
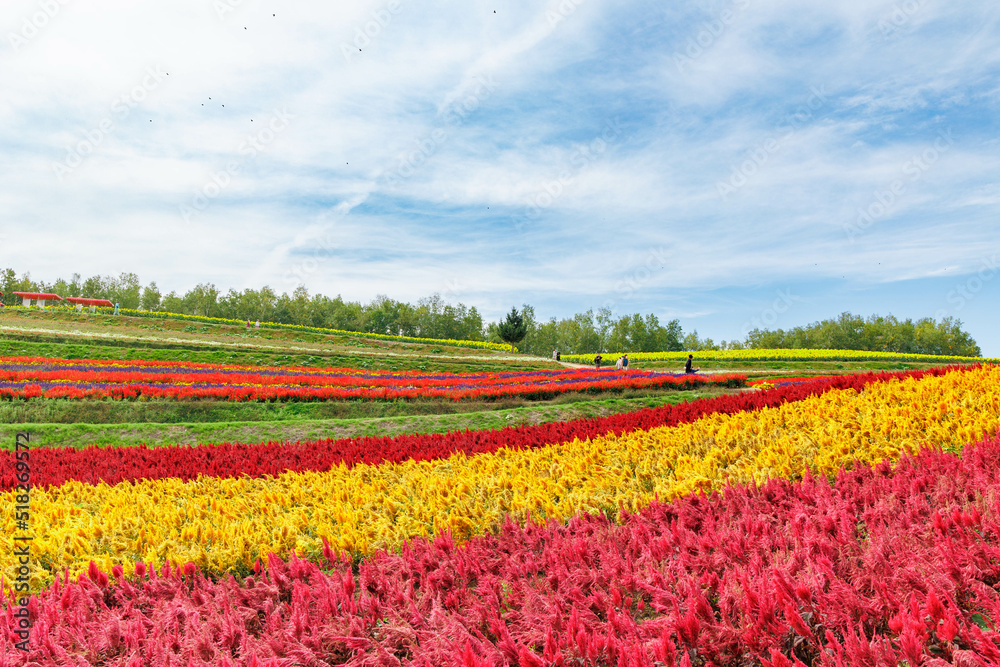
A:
<box><xmin>2</xmin><ymin>0</ymin><xmax>999</xmax><ymax>354</ymax></box>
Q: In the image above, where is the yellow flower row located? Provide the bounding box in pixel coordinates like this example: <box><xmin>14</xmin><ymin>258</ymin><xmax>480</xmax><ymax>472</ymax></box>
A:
<box><xmin>563</xmin><ymin>348</ymin><xmax>998</xmax><ymax>363</ymax></box>
<box><xmin>4</xmin><ymin>366</ymin><xmax>999</xmax><ymax>594</ymax></box>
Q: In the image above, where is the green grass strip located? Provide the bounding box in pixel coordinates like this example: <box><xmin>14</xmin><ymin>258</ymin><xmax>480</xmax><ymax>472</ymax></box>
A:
<box><xmin>0</xmin><ymin>392</ymin><xmax>710</xmax><ymax>450</ymax></box>
<box><xmin>0</xmin><ymin>336</ymin><xmax>548</xmax><ymax>373</ymax></box>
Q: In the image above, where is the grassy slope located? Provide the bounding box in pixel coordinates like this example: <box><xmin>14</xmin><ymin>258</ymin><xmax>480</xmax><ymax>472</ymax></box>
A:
<box><xmin>0</xmin><ymin>309</ymin><xmax>554</xmax><ymax>372</ymax></box>
<box><xmin>0</xmin><ymin>383</ymin><xmax>736</xmax><ymax>424</ymax></box>
<box><xmin>1</xmin><ymin>391</ymin><xmax>719</xmax><ymax>450</ymax></box>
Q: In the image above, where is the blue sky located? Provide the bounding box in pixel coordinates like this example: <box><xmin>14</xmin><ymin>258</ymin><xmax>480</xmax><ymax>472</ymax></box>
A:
<box><xmin>3</xmin><ymin>0</ymin><xmax>999</xmax><ymax>354</ymax></box>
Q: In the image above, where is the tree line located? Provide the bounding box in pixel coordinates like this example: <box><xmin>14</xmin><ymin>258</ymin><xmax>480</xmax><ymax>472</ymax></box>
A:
<box><xmin>0</xmin><ymin>270</ymin><xmax>484</xmax><ymax>342</ymax></box>
<box><xmin>0</xmin><ymin>269</ymin><xmax>982</xmax><ymax>356</ymax></box>
<box><xmin>502</xmin><ymin>307</ymin><xmax>980</xmax><ymax>357</ymax></box>
<box><xmin>741</xmin><ymin>311</ymin><xmax>981</xmax><ymax>357</ymax></box>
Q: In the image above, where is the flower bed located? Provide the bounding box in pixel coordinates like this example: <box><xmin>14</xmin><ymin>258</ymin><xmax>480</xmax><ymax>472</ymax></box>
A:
<box><xmin>0</xmin><ymin>367</ymin><xmax>955</xmax><ymax>491</ymax></box>
<box><xmin>6</xmin><ymin>432</ymin><xmax>1000</xmax><ymax>665</ymax></box>
<box><xmin>2</xmin><ymin>365</ymin><xmax>996</xmax><ymax>596</ymax></box>
<box><xmin>0</xmin><ymin>356</ymin><xmax>745</xmax><ymax>402</ymax></box>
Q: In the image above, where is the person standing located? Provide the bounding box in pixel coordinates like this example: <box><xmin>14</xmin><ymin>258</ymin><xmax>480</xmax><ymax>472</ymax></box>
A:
<box><xmin>594</xmin><ymin>354</ymin><xmax>602</xmax><ymax>369</ymax></box>
<box><xmin>623</xmin><ymin>354</ymin><xmax>629</xmax><ymax>370</ymax></box>
<box><xmin>615</xmin><ymin>356</ymin><xmax>623</xmax><ymax>370</ymax></box>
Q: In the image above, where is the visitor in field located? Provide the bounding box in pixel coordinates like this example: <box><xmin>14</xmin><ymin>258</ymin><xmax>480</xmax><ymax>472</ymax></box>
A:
<box><xmin>685</xmin><ymin>354</ymin><xmax>699</xmax><ymax>374</ymax></box>
<box><xmin>246</xmin><ymin>320</ymin><xmax>251</xmax><ymax>329</ymax></box>
<box><xmin>594</xmin><ymin>354</ymin><xmax>602</xmax><ymax>369</ymax></box>
<box><xmin>623</xmin><ymin>354</ymin><xmax>629</xmax><ymax>370</ymax></box>
<box><xmin>255</xmin><ymin>320</ymin><xmax>260</xmax><ymax>328</ymax></box>
<box><xmin>556</xmin><ymin>351</ymin><xmax>561</xmax><ymax>362</ymax></box>
<box><xmin>615</xmin><ymin>356</ymin><xmax>623</xmax><ymax>370</ymax></box>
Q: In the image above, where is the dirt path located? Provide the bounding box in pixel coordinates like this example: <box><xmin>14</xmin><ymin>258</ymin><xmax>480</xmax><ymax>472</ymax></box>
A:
<box><xmin>555</xmin><ymin>360</ymin><xmax>749</xmax><ymax>375</ymax></box>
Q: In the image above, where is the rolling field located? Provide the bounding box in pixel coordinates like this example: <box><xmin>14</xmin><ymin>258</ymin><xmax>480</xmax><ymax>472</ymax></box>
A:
<box><xmin>2</xmin><ymin>309</ymin><xmax>999</xmax><ymax>665</ymax></box>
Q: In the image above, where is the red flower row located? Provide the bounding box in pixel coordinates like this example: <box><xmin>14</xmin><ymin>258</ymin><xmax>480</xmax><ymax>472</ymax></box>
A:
<box><xmin>3</xmin><ymin>366</ymin><xmax>681</xmax><ymax>388</ymax></box>
<box><xmin>0</xmin><ymin>356</ymin><xmax>747</xmax><ymax>401</ymax></box>
<box><xmin>0</xmin><ymin>367</ymin><xmax>958</xmax><ymax>490</ymax></box>
<box><xmin>1</xmin><ymin>373</ymin><xmax>745</xmax><ymax>402</ymax></box>
<box><xmin>7</xmin><ymin>428</ymin><xmax>1000</xmax><ymax>665</ymax></box>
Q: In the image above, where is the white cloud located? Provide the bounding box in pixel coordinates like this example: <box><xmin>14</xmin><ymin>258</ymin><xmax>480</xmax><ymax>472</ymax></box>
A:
<box><xmin>2</xmin><ymin>0</ymin><xmax>1000</xmax><ymax>353</ymax></box>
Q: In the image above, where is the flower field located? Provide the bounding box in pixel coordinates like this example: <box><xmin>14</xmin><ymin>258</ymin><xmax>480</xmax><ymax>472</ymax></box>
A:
<box><xmin>3</xmin><ymin>363</ymin><xmax>1000</xmax><ymax>664</ymax></box>
<box><xmin>11</xmin><ymin>436</ymin><xmax>1000</xmax><ymax>666</ymax></box>
<box><xmin>0</xmin><ymin>368</ymin><xmax>963</xmax><ymax>492</ymax></box>
<box><xmin>0</xmin><ymin>356</ymin><xmax>744</xmax><ymax>402</ymax></box>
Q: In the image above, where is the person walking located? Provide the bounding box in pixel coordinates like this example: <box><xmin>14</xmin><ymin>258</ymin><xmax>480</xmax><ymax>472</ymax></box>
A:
<box><xmin>615</xmin><ymin>356</ymin><xmax>623</xmax><ymax>371</ymax></box>
<box><xmin>623</xmin><ymin>354</ymin><xmax>629</xmax><ymax>370</ymax></box>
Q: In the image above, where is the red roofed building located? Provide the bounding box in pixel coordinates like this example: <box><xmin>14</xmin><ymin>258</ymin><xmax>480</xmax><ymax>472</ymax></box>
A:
<box><xmin>13</xmin><ymin>292</ymin><xmax>63</xmax><ymax>308</ymax></box>
<box><xmin>66</xmin><ymin>297</ymin><xmax>114</xmax><ymax>313</ymax></box>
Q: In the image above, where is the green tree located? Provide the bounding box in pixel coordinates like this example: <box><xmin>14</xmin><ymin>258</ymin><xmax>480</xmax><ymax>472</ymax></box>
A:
<box><xmin>140</xmin><ymin>282</ymin><xmax>162</xmax><ymax>311</ymax></box>
<box><xmin>287</xmin><ymin>286</ymin><xmax>313</xmax><ymax>326</ymax></box>
<box><xmin>80</xmin><ymin>275</ymin><xmax>104</xmax><ymax>300</ymax></box>
<box><xmin>161</xmin><ymin>291</ymin><xmax>184</xmax><ymax>313</ymax></box>
<box><xmin>51</xmin><ymin>273</ymin><xmax>82</xmax><ymax>298</ymax></box>
<box><xmin>366</xmin><ymin>294</ymin><xmax>403</xmax><ymax>335</ymax></box>
<box><xmin>531</xmin><ymin>318</ymin><xmax>559</xmax><ymax>355</ymax></box>
<box><xmin>497</xmin><ymin>307</ymin><xmax>528</xmax><ymax>350</ymax></box>
<box><xmin>182</xmin><ymin>283</ymin><xmax>220</xmax><ymax>317</ymax></box>
<box><xmin>326</xmin><ymin>296</ymin><xmax>365</xmax><ymax>331</ymax></box>
<box><xmin>461</xmin><ymin>306</ymin><xmax>485</xmax><ymax>341</ymax></box>
<box><xmin>682</xmin><ymin>329</ymin><xmax>719</xmax><ymax>351</ymax></box>
<box><xmin>595</xmin><ymin>306</ymin><xmax>614</xmax><ymax>351</ymax></box>
<box><xmin>0</xmin><ymin>269</ymin><xmax>35</xmax><ymax>305</ymax></box>
<box><xmin>742</xmin><ymin>312</ymin><xmax>981</xmax><ymax>357</ymax></box>
<box><xmin>664</xmin><ymin>319</ymin><xmax>684</xmax><ymax>351</ymax></box>
<box><xmin>106</xmin><ymin>272</ymin><xmax>142</xmax><ymax>309</ymax></box>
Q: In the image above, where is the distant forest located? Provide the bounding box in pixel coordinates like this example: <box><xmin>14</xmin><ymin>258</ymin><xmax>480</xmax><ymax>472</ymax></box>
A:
<box><xmin>1</xmin><ymin>269</ymin><xmax>982</xmax><ymax>357</ymax></box>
